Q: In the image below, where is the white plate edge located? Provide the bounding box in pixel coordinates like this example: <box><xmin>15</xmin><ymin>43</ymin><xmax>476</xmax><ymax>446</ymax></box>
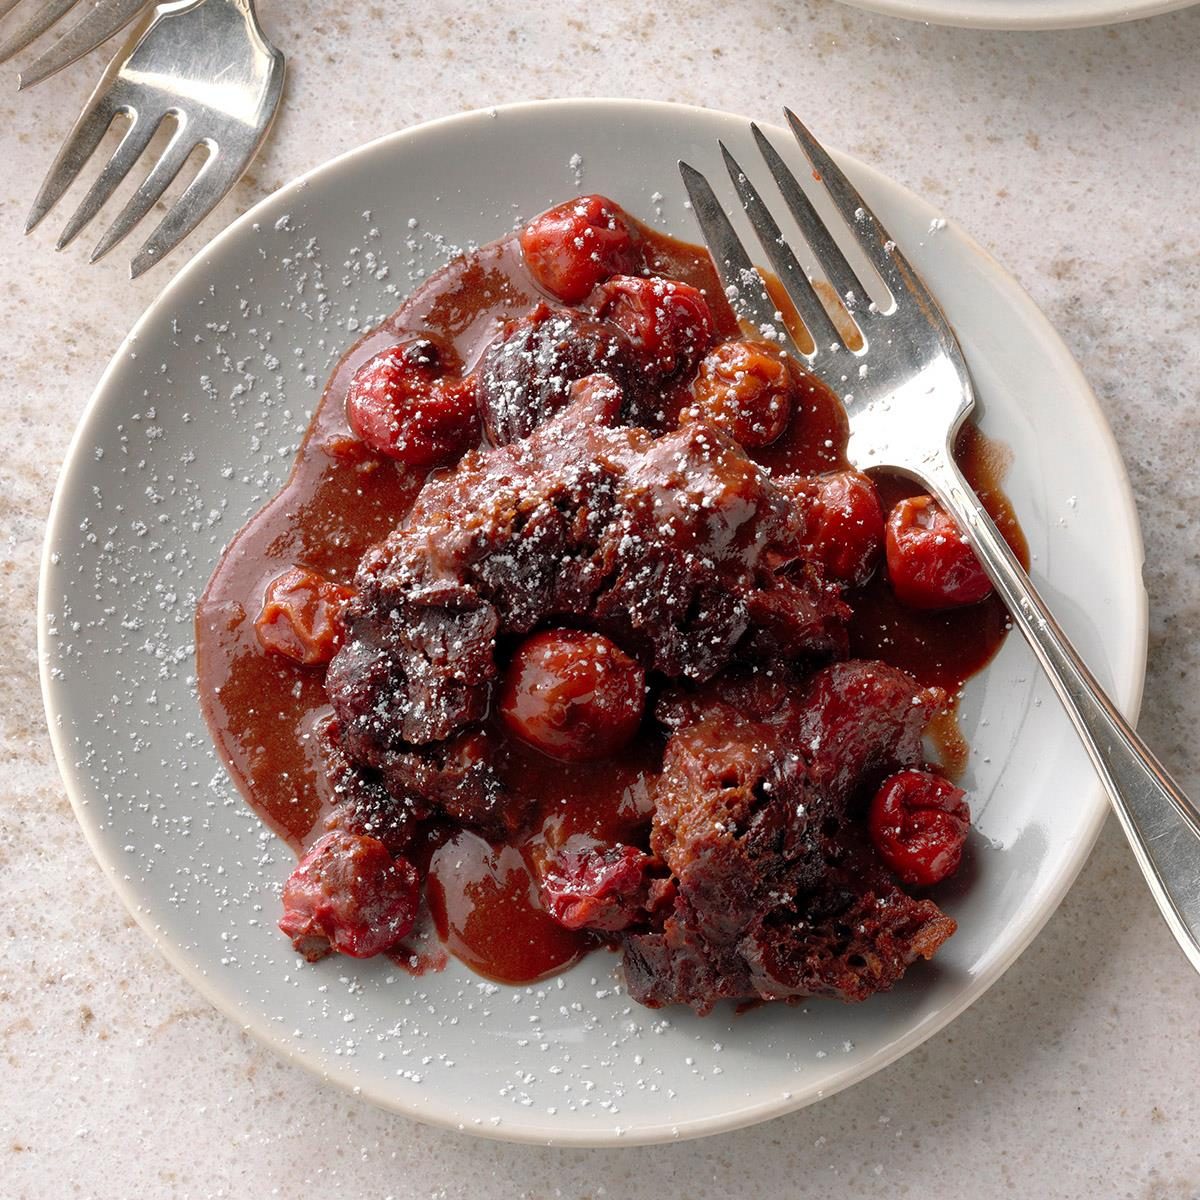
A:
<box><xmin>833</xmin><ymin>0</ymin><xmax>1195</xmax><ymax>30</ymax></box>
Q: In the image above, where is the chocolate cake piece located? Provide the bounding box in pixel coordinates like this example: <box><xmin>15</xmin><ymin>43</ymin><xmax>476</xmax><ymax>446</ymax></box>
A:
<box><xmin>624</xmin><ymin>660</ymin><xmax>955</xmax><ymax>1013</ymax></box>
<box><xmin>326</xmin><ymin>384</ymin><xmax>848</xmax><ymax>831</ymax></box>
<box><xmin>475</xmin><ymin>304</ymin><xmax>638</xmax><ymax>444</ymax></box>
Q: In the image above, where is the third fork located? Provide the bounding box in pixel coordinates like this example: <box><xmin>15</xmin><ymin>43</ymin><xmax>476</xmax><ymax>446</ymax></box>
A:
<box><xmin>24</xmin><ymin>0</ymin><xmax>284</xmax><ymax>277</ymax></box>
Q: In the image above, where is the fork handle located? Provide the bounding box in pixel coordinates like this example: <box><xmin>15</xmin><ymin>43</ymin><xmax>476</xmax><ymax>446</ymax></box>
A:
<box><xmin>926</xmin><ymin>451</ymin><xmax>1200</xmax><ymax>970</ymax></box>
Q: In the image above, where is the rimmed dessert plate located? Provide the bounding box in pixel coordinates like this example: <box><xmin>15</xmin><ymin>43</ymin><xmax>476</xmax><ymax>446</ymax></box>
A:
<box><xmin>39</xmin><ymin>98</ymin><xmax>1146</xmax><ymax>1146</ymax></box>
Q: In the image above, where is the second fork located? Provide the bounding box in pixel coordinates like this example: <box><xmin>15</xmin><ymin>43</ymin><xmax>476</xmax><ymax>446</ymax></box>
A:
<box><xmin>23</xmin><ymin>0</ymin><xmax>284</xmax><ymax>277</ymax></box>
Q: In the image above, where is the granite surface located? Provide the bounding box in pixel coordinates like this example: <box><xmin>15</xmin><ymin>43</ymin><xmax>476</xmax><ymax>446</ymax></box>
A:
<box><xmin>2</xmin><ymin>1</ymin><xmax>1200</xmax><ymax>1196</ymax></box>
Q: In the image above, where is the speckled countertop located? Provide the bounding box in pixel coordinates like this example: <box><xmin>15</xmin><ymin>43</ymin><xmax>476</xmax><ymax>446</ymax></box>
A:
<box><xmin>3</xmin><ymin>2</ymin><xmax>1200</xmax><ymax>1196</ymax></box>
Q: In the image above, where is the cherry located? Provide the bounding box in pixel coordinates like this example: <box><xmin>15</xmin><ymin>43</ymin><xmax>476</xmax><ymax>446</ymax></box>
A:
<box><xmin>519</xmin><ymin>195</ymin><xmax>639</xmax><ymax>304</ymax></box>
<box><xmin>868</xmin><ymin>769</ymin><xmax>970</xmax><ymax>887</ymax></box>
<box><xmin>345</xmin><ymin>339</ymin><xmax>478</xmax><ymax>467</ymax></box>
<box><xmin>590</xmin><ymin>275</ymin><xmax>714</xmax><ymax>380</ymax></box>
<box><xmin>499</xmin><ymin>629</ymin><xmax>645</xmax><ymax>762</ymax></box>
<box><xmin>278</xmin><ymin>830</ymin><xmax>420</xmax><ymax>960</ymax></box>
<box><xmin>255</xmin><ymin>565</ymin><xmax>355</xmax><ymax>665</ymax></box>
<box><xmin>538</xmin><ymin>837</ymin><xmax>650</xmax><ymax>932</ymax></box>
<box><xmin>885</xmin><ymin>495</ymin><xmax>992</xmax><ymax>609</ymax></box>
<box><xmin>797</xmin><ymin>470</ymin><xmax>885</xmax><ymax>588</ymax></box>
<box><xmin>684</xmin><ymin>340</ymin><xmax>794</xmax><ymax>448</ymax></box>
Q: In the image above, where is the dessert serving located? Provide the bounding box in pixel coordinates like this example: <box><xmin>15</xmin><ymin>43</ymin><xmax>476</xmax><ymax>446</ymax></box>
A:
<box><xmin>196</xmin><ymin>195</ymin><xmax>1026</xmax><ymax>1015</ymax></box>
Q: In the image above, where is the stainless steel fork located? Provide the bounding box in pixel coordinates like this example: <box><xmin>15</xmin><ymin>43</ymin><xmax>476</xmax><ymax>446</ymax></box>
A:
<box><xmin>2</xmin><ymin>0</ymin><xmax>149</xmax><ymax>89</ymax></box>
<box><xmin>681</xmin><ymin>109</ymin><xmax>1200</xmax><ymax>976</ymax></box>
<box><xmin>25</xmin><ymin>0</ymin><xmax>284</xmax><ymax>277</ymax></box>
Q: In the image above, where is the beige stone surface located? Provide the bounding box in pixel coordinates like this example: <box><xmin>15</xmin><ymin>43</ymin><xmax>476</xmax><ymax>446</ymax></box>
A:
<box><xmin>2</xmin><ymin>1</ymin><xmax>1199</xmax><ymax>1196</ymax></box>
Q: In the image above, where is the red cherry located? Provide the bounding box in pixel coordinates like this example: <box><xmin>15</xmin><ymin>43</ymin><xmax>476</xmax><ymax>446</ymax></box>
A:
<box><xmin>799</xmin><ymin>470</ymin><xmax>885</xmax><ymax>587</ymax></box>
<box><xmin>684</xmin><ymin>340</ymin><xmax>794</xmax><ymax>448</ymax></box>
<box><xmin>346</xmin><ymin>340</ymin><xmax>478</xmax><ymax>467</ymax></box>
<box><xmin>519</xmin><ymin>195</ymin><xmax>639</xmax><ymax>304</ymax></box>
<box><xmin>868</xmin><ymin>769</ymin><xmax>970</xmax><ymax>887</ymax></box>
<box><xmin>279</xmin><ymin>831</ymin><xmax>420</xmax><ymax>960</ymax></box>
<box><xmin>255</xmin><ymin>565</ymin><xmax>355</xmax><ymax>665</ymax></box>
<box><xmin>590</xmin><ymin>275</ymin><xmax>714</xmax><ymax>379</ymax></box>
<box><xmin>499</xmin><ymin>629</ymin><xmax>645</xmax><ymax>762</ymax></box>
<box><xmin>538</xmin><ymin>837</ymin><xmax>650</xmax><ymax>932</ymax></box>
<box><xmin>885</xmin><ymin>495</ymin><xmax>992</xmax><ymax>609</ymax></box>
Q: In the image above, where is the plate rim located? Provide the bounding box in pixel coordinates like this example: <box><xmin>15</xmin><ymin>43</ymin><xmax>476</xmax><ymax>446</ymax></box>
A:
<box><xmin>38</xmin><ymin>96</ymin><xmax>1148</xmax><ymax>1146</ymax></box>
<box><xmin>832</xmin><ymin>0</ymin><xmax>1195</xmax><ymax>29</ymax></box>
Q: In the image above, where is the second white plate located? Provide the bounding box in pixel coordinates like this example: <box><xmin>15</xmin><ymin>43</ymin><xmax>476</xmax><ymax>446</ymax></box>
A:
<box><xmin>835</xmin><ymin>0</ymin><xmax>1195</xmax><ymax>28</ymax></box>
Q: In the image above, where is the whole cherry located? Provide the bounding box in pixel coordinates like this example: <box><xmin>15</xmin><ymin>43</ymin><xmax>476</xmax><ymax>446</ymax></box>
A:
<box><xmin>255</xmin><ymin>565</ymin><xmax>355</xmax><ymax>665</ymax></box>
<box><xmin>590</xmin><ymin>274</ymin><xmax>714</xmax><ymax>380</ymax></box>
<box><xmin>519</xmin><ymin>195</ymin><xmax>639</xmax><ymax>304</ymax></box>
<box><xmin>684</xmin><ymin>340</ymin><xmax>794</xmax><ymax>448</ymax></box>
<box><xmin>345</xmin><ymin>338</ymin><xmax>478</xmax><ymax>467</ymax></box>
<box><xmin>796</xmin><ymin>470</ymin><xmax>886</xmax><ymax>588</ymax></box>
<box><xmin>868</xmin><ymin>768</ymin><xmax>970</xmax><ymax>887</ymax></box>
<box><xmin>885</xmin><ymin>494</ymin><xmax>992</xmax><ymax>609</ymax></box>
<box><xmin>499</xmin><ymin>629</ymin><xmax>645</xmax><ymax>762</ymax></box>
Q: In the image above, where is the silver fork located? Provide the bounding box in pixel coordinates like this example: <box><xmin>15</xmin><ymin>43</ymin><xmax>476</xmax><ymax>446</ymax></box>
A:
<box><xmin>681</xmin><ymin>109</ymin><xmax>1200</xmax><ymax>977</ymax></box>
<box><xmin>25</xmin><ymin>0</ymin><xmax>284</xmax><ymax>278</ymax></box>
<box><xmin>2</xmin><ymin>0</ymin><xmax>149</xmax><ymax>89</ymax></box>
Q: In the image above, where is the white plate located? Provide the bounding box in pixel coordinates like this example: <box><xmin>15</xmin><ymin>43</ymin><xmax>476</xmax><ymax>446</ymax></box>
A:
<box><xmin>39</xmin><ymin>99</ymin><xmax>1146</xmax><ymax>1146</ymax></box>
<box><xmin>837</xmin><ymin>0</ymin><xmax>1195</xmax><ymax>28</ymax></box>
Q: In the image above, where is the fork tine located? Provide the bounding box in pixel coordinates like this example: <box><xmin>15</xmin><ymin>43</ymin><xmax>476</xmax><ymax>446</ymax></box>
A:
<box><xmin>718</xmin><ymin>141</ymin><xmax>844</xmax><ymax>354</ymax></box>
<box><xmin>55</xmin><ymin>110</ymin><xmax>159</xmax><ymax>250</ymax></box>
<box><xmin>678</xmin><ymin>160</ymin><xmax>803</xmax><ymax>359</ymax></box>
<box><xmin>89</xmin><ymin>127</ymin><xmax>196</xmax><ymax>263</ymax></box>
<box><xmin>18</xmin><ymin>0</ymin><xmax>148</xmax><ymax>91</ymax></box>
<box><xmin>749</xmin><ymin>124</ymin><xmax>871</xmax><ymax>322</ymax></box>
<box><xmin>25</xmin><ymin>91</ymin><xmax>120</xmax><ymax>234</ymax></box>
<box><xmin>129</xmin><ymin>144</ymin><xmax>241</xmax><ymax>278</ymax></box>
<box><xmin>0</xmin><ymin>0</ymin><xmax>81</xmax><ymax>64</ymax></box>
<box><xmin>782</xmin><ymin>108</ymin><xmax>920</xmax><ymax>304</ymax></box>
